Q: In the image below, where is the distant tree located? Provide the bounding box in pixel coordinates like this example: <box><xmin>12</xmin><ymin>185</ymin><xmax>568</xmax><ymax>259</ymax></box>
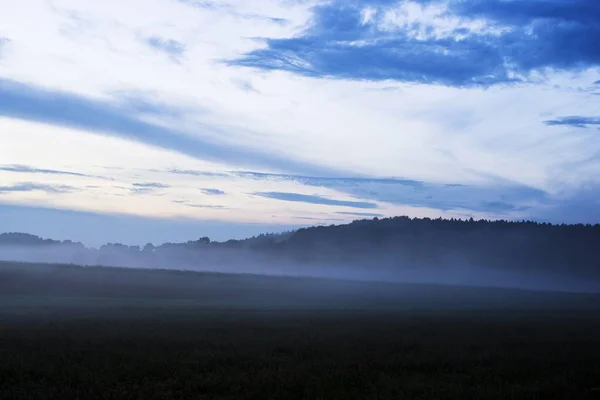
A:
<box><xmin>143</xmin><ymin>243</ymin><xmax>155</xmax><ymax>252</ymax></box>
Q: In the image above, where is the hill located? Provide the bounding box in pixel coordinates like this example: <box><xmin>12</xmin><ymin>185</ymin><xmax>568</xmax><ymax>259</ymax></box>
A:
<box><xmin>1</xmin><ymin>216</ymin><xmax>599</xmax><ymax>290</ymax></box>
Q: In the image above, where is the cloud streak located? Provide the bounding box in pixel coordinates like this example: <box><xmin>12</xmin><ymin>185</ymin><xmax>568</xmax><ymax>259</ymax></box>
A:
<box><xmin>165</xmin><ymin>169</ymin><xmax>230</xmax><ymax>178</ymax></box>
<box><xmin>335</xmin><ymin>211</ymin><xmax>385</xmax><ymax>218</ymax></box>
<box><xmin>173</xmin><ymin>199</ymin><xmax>228</xmax><ymax>209</ymax></box>
<box><xmin>0</xmin><ymin>0</ymin><xmax>598</xmax><ymax>234</ymax></box>
<box><xmin>0</xmin><ymin>37</ymin><xmax>8</xmax><ymax>56</ymax></box>
<box><xmin>0</xmin><ymin>183</ymin><xmax>75</xmax><ymax>194</ymax></box>
<box><xmin>293</xmin><ymin>216</ymin><xmax>344</xmax><ymax>222</ymax></box>
<box><xmin>236</xmin><ymin>171</ymin><xmax>548</xmax><ymax>214</ymax></box>
<box><xmin>230</xmin><ymin>0</ymin><xmax>600</xmax><ymax>87</ymax></box>
<box><xmin>145</xmin><ymin>36</ymin><xmax>185</xmax><ymax>58</ymax></box>
<box><xmin>130</xmin><ymin>182</ymin><xmax>170</xmax><ymax>194</ymax></box>
<box><xmin>0</xmin><ymin>79</ymin><xmax>342</xmax><ymax>176</ymax></box>
<box><xmin>545</xmin><ymin>116</ymin><xmax>600</xmax><ymax>129</ymax></box>
<box><xmin>0</xmin><ymin>164</ymin><xmax>99</xmax><ymax>178</ymax></box>
<box><xmin>185</xmin><ymin>204</ymin><xmax>228</xmax><ymax>209</ymax></box>
<box><xmin>200</xmin><ymin>188</ymin><xmax>226</xmax><ymax>195</ymax></box>
<box><xmin>253</xmin><ymin>192</ymin><xmax>379</xmax><ymax>209</ymax></box>
<box><xmin>175</xmin><ymin>0</ymin><xmax>287</xmax><ymax>24</ymax></box>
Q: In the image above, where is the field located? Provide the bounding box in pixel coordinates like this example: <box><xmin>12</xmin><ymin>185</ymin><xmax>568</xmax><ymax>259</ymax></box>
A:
<box><xmin>1</xmin><ymin>261</ymin><xmax>600</xmax><ymax>399</ymax></box>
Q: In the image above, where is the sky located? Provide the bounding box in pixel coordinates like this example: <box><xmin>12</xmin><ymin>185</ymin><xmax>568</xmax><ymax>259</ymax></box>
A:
<box><xmin>0</xmin><ymin>0</ymin><xmax>599</xmax><ymax>246</ymax></box>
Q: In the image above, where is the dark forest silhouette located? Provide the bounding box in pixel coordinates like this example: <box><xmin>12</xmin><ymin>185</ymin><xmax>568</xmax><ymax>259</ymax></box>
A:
<box><xmin>1</xmin><ymin>216</ymin><xmax>599</xmax><ymax>279</ymax></box>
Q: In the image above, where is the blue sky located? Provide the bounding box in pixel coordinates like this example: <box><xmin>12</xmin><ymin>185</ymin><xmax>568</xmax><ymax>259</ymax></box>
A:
<box><xmin>0</xmin><ymin>0</ymin><xmax>599</xmax><ymax>245</ymax></box>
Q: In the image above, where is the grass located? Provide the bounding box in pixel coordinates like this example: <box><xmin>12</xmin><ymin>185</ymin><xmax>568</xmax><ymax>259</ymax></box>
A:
<box><xmin>1</xmin><ymin>261</ymin><xmax>600</xmax><ymax>399</ymax></box>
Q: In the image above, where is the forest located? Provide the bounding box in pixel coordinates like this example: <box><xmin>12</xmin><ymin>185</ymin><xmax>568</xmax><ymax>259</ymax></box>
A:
<box><xmin>1</xmin><ymin>216</ymin><xmax>599</xmax><ymax>278</ymax></box>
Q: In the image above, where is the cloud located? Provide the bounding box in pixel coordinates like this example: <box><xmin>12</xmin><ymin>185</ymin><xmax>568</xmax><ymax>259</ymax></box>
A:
<box><xmin>175</xmin><ymin>0</ymin><xmax>220</xmax><ymax>9</ymax></box>
<box><xmin>0</xmin><ymin>79</ymin><xmax>341</xmax><ymax>176</ymax></box>
<box><xmin>594</xmin><ymin>80</ymin><xmax>600</xmax><ymax>85</ymax></box>
<box><xmin>145</xmin><ymin>36</ymin><xmax>185</xmax><ymax>58</ymax></box>
<box><xmin>293</xmin><ymin>216</ymin><xmax>344</xmax><ymax>222</ymax></box>
<box><xmin>453</xmin><ymin>0</ymin><xmax>600</xmax><ymax>26</ymax></box>
<box><xmin>133</xmin><ymin>183</ymin><xmax>170</xmax><ymax>189</ymax></box>
<box><xmin>229</xmin><ymin>0</ymin><xmax>600</xmax><ymax>87</ymax></box>
<box><xmin>173</xmin><ymin>199</ymin><xmax>228</xmax><ymax>209</ymax></box>
<box><xmin>232</xmin><ymin>78</ymin><xmax>259</xmax><ymax>93</ymax></box>
<box><xmin>130</xmin><ymin>182</ymin><xmax>170</xmax><ymax>194</ymax></box>
<box><xmin>161</xmin><ymin>169</ymin><xmax>547</xmax><ymax>216</ymax></box>
<box><xmin>1</xmin><ymin>0</ymin><xmax>598</xmax><ymax>229</ymax></box>
<box><xmin>174</xmin><ymin>169</ymin><xmax>548</xmax><ymax>215</ymax></box>
<box><xmin>252</xmin><ymin>192</ymin><xmax>380</xmax><ymax>209</ymax></box>
<box><xmin>109</xmin><ymin>90</ymin><xmax>186</xmax><ymax>119</ymax></box>
<box><xmin>234</xmin><ymin>171</ymin><xmax>424</xmax><ymax>187</ymax></box>
<box><xmin>482</xmin><ymin>201</ymin><xmax>530</xmax><ymax>213</ymax></box>
<box><xmin>175</xmin><ymin>0</ymin><xmax>287</xmax><ymax>24</ymax></box>
<box><xmin>0</xmin><ymin>183</ymin><xmax>75</xmax><ymax>194</ymax></box>
<box><xmin>200</xmin><ymin>188</ymin><xmax>226</xmax><ymax>195</ymax></box>
<box><xmin>236</xmin><ymin>171</ymin><xmax>548</xmax><ymax>214</ymax></box>
<box><xmin>186</xmin><ymin>204</ymin><xmax>228</xmax><ymax>209</ymax></box>
<box><xmin>545</xmin><ymin>116</ymin><xmax>600</xmax><ymax>128</ymax></box>
<box><xmin>335</xmin><ymin>211</ymin><xmax>385</xmax><ymax>218</ymax></box>
<box><xmin>531</xmin><ymin>184</ymin><xmax>600</xmax><ymax>225</ymax></box>
<box><xmin>0</xmin><ymin>164</ymin><xmax>98</xmax><ymax>178</ymax></box>
<box><xmin>165</xmin><ymin>169</ymin><xmax>230</xmax><ymax>178</ymax></box>
<box><xmin>0</xmin><ymin>37</ymin><xmax>8</xmax><ymax>56</ymax></box>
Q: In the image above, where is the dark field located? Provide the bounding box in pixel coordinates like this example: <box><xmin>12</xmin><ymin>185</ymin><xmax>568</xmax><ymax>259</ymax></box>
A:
<box><xmin>1</xmin><ymin>262</ymin><xmax>600</xmax><ymax>399</ymax></box>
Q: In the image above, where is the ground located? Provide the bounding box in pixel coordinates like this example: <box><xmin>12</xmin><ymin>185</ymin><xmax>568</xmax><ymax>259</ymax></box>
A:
<box><xmin>1</xmin><ymin>261</ymin><xmax>599</xmax><ymax>399</ymax></box>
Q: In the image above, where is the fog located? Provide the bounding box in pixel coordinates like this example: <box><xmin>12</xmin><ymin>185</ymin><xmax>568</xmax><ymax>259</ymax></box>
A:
<box><xmin>1</xmin><ymin>244</ymin><xmax>599</xmax><ymax>294</ymax></box>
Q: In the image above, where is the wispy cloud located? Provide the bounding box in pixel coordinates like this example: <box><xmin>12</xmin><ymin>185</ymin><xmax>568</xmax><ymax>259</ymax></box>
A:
<box><xmin>545</xmin><ymin>116</ymin><xmax>600</xmax><ymax>129</ymax></box>
<box><xmin>232</xmin><ymin>78</ymin><xmax>259</xmax><ymax>93</ymax></box>
<box><xmin>131</xmin><ymin>182</ymin><xmax>170</xmax><ymax>194</ymax></box>
<box><xmin>176</xmin><ymin>0</ymin><xmax>287</xmax><ymax>24</ymax></box>
<box><xmin>0</xmin><ymin>37</ymin><xmax>9</xmax><ymax>56</ymax></box>
<box><xmin>145</xmin><ymin>36</ymin><xmax>185</xmax><ymax>58</ymax></box>
<box><xmin>233</xmin><ymin>171</ymin><xmax>425</xmax><ymax>187</ymax></box>
<box><xmin>531</xmin><ymin>184</ymin><xmax>600</xmax><ymax>225</ymax></box>
<box><xmin>230</xmin><ymin>0</ymin><xmax>600</xmax><ymax>87</ymax></box>
<box><xmin>109</xmin><ymin>90</ymin><xmax>186</xmax><ymax>119</ymax></box>
<box><xmin>1</xmin><ymin>0</ymin><xmax>599</xmax><ymax>233</ymax></box>
<box><xmin>0</xmin><ymin>79</ymin><xmax>340</xmax><ymax>176</ymax></box>
<box><xmin>133</xmin><ymin>183</ymin><xmax>170</xmax><ymax>189</ymax></box>
<box><xmin>0</xmin><ymin>164</ymin><xmax>98</xmax><ymax>178</ymax></box>
<box><xmin>173</xmin><ymin>199</ymin><xmax>228</xmax><ymax>209</ymax></box>
<box><xmin>335</xmin><ymin>211</ymin><xmax>385</xmax><ymax>218</ymax></box>
<box><xmin>253</xmin><ymin>192</ymin><xmax>379</xmax><ymax>209</ymax></box>
<box><xmin>200</xmin><ymin>188</ymin><xmax>226</xmax><ymax>195</ymax></box>
<box><xmin>165</xmin><ymin>169</ymin><xmax>230</xmax><ymax>178</ymax></box>
<box><xmin>237</xmin><ymin>171</ymin><xmax>548</xmax><ymax>214</ymax></box>
<box><xmin>186</xmin><ymin>204</ymin><xmax>228</xmax><ymax>209</ymax></box>
<box><xmin>163</xmin><ymin>169</ymin><xmax>549</xmax><ymax>215</ymax></box>
<box><xmin>175</xmin><ymin>0</ymin><xmax>229</xmax><ymax>11</ymax></box>
<box><xmin>293</xmin><ymin>216</ymin><xmax>344</xmax><ymax>222</ymax></box>
<box><xmin>0</xmin><ymin>183</ymin><xmax>75</xmax><ymax>194</ymax></box>
<box><xmin>483</xmin><ymin>202</ymin><xmax>530</xmax><ymax>213</ymax></box>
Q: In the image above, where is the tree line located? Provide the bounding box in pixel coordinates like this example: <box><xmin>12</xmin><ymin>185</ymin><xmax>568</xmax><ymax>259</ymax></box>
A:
<box><xmin>1</xmin><ymin>217</ymin><xmax>599</xmax><ymax>277</ymax></box>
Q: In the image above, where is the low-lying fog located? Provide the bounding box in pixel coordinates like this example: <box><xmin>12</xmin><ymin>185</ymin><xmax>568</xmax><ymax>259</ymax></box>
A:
<box><xmin>1</xmin><ymin>244</ymin><xmax>599</xmax><ymax>294</ymax></box>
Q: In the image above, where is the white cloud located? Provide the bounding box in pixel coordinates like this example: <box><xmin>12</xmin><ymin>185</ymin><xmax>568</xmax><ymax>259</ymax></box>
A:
<box><xmin>376</xmin><ymin>1</ymin><xmax>508</xmax><ymax>40</ymax></box>
<box><xmin>0</xmin><ymin>0</ymin><xmax>599</xmax><ymax>233</ymax></box>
